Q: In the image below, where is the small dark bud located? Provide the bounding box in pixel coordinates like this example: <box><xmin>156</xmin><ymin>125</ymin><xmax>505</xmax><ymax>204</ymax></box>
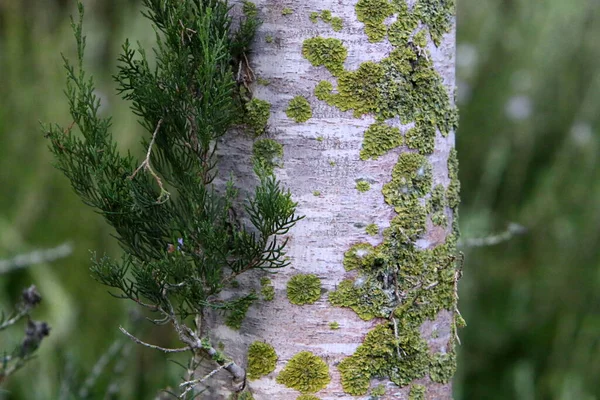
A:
<box><xmin>22</xmin><ymin>285</ymin><xmax>42</xmax><ymax>307</ymax></box>
<box><xmin>21</xmin><ymin>319</ymin><xmax>51</xmax><ymax>356</ymax></box>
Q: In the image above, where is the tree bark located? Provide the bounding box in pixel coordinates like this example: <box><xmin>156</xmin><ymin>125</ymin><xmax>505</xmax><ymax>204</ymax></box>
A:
<box><xmin>206</xmin><ymin>1</ymin><xmax>459</xmax><ymax>399</ymax></box>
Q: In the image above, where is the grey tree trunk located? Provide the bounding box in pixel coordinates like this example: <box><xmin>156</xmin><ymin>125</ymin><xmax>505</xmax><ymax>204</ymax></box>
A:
<box><xmin>205</xmin><ymin>1</ymin><xmax>460</xmax><ymax>399</ymax></box>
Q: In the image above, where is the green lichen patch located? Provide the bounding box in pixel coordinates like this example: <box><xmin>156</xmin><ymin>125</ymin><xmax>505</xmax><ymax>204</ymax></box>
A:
<box><xmin>245</xmin><ymin>98</ymin><xmax>271</xmax><ymax>136</ymax></box>
<box><xmin>320</xmin><ymin>10</ymin><xmax>333</xmax><ymax>23</ymax></box>
<box><xmin>286</xmin><ymin>96</ymin><xmax>313</xmax><ymax>123</ymax></box>
<box><xmin>230</xmin><ymin>391</ymin><xmax>255</xmax><ymax>400</ymax></box>
<box><xmin>225</xmin><ymin>294</ymin><xmax>255</xmax><ymax>330</ymax></box>
<box><xmin>356</xmin><ymin>180</ymin><xmax>371</xmax><ymax>192</ymax></box>
<box><xmin>329</xmin><ymin>321</ymin><xmax>340</xmax><ymax>330</ymax></box>
<box><xmin>355</xmin><ymin>0</ymin><xmax>394</xmax><ymax>42</ymax></box>
<box><xmin>409</xmin><ymin>384</ymin><xmax>426</xmax><ymax>400</ymax></box>
<box><xmin>365</xmin><ymin>223</ymin><xmax>379</xmax><ymax>236</ymax></box>
<box><xmin>429</xmin><ymin>351</ymin><xmax>457</xmax><ymax>383</ymax></box>
<box><xmin>282</xmin><ymin>7</ymin><xmax>293</xmax><ymax>16</ymax></box>
<box><xmin>302</xmin><ymin>37</ymin><xmax>348</xmax><ymax>77</ymax></box>
<box><xmin>315</xmin><ymin>135</ymin><xmax>324</xmax><ymax>142</ymax></box>
<box><xmin>329</xmin><ymin>279</ymin><xmax>390</xmax><ymax>320</ymax></box>
<box><xmin>387</xmin><ymin>1</ymin><xmax>419</xmax><ymax>47</ymax></box>
<box><xmin>256</xmin><ymin>77</ymin><xmax>270</xmax><ymax>86</ymax></box>
<box><xmin>313</xmin><ymin>190</ymin><xmax>321</xmax><ymax>196</ymax></box>
<box><xmin>242</xmin><ymin>0</ymin><xmax>258</xmax><ymax>17</ymax></box>
<box><xmin>296</xmin><ymin>395</ymin><xmax>321</xmax><ymax>400</ymax></box>
<box><xmin>247</xmin><ymin>341</ymin><xmax>278</xmax><ymax>380</ymax></box>
<box><xmin>309</xmin><ymin>11</ymin><xmax>320</xmax><ymax>23</ymax></box>
<box><xmin>414</xmin><ymin>0</ymin><xmax>455</xmax><ymax>46</ymax></box>
<box><xmin>360</xmin><ymin>122</ymin><xmax>403</xmax><ymax>160</ymax></box>
<box><xmin>382</xmin><ymin>153</ymin><xmax>432</xmax><ymax>206</ymax></box>
<box><xmin>447</xmin><ymin>148</ymin><xmax>460</xmax><ymax>209</ymax></box>
<box><xmin>429</xmin><ymin>184</ymin><xmax>448</xmax><ymax>226</ymax></box>
<box><xmin>252</xmin><ymin>138</ymin><xmax>283</xmax><ymax>176</ymax></box>
<box><xmin>265</xmin><ymin>34</ymin><xmax>274</xmax><ymax>43</ymax></box>
<box><xmin>343</xmin><ymin>243</ymin><xmax>375</xmax><ymax>271</ymax></box>
<box><xmin>286</xmin><ymin>274</ymin><xmax>322</xmax><ymax>305</ymax></box>
<box><xmin>337</xmin><ymin>324</ymin><xmax>429</xmax><ymax>395</ymax></box>
<box><xmin>331</xmin><ymin>17</ymin><xmax>343</xmax><ymax>32</ymax></box>
<box><xmin>260</xmin><ymin>277</ymin><xmax>275</xmax><ymax>301</ymax></box>
<box><xmin>371</xmin><ymin>384</ymin><xmax>386</xmax><ymax>396</ymax></box>
<box><xmin>314</xmin><ymin>81</ymin><xmax>333</xmax><ymax>102</ymax></box>
<box><xmin>276</xmin><ymin>351</ymin><xmax>331</xmax><ymax>394</ymax></box>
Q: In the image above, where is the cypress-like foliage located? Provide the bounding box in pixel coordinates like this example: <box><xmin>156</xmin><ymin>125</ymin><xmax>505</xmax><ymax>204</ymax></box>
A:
<box><xmin>43</xmin><ymin>1</ymin><xmax>300</xmax><ymax>393</ymax></box>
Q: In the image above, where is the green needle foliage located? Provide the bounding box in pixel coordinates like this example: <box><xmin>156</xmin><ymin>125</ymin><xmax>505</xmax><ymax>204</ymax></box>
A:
<box><xmin>43</xmin><ymin>0</ymin><xmax>300</xmax><ymax>336</ymax></box>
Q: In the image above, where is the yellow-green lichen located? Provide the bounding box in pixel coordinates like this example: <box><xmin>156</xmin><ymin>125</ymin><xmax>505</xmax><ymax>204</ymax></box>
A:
<box><xmin>382</xmin><ymin>153</ymin><xmax>432</xmax><ymax>205</ymax></box>
<box><xmin>260</xmin><ymin>277</ymin><xmax>275</xmax><ymax>301</ymax></box>
<box><xmin>302</xmin><ymin>37</ymin><xmax>347</xmax><ymax>77</ymax></box>
<box><xmin>314</xmin><ymin>80</ymin><xmax>333</xmax><ymax>102</ymax></box>
<box><xmin>365</xmin><ymin>223</ymin><xmax>379</xmax><ymax>236</ymax></box>
<box><xmin>315</xmin><ymin>135</ymin><xmax>324</xmax><ymax>142</ymax></box>
<box><xmin>265</xmin><ymin>34</ymin><xmax>274</xmax><ymax>43</ymax></box>
<box><xmin>229</xmin><ymin>391</ymin><xmax>255</xmax><ymax>400</ymax></box>
<box><xmin>409</xmin><ymin>384</ymin><xmax>426</xmax><ymax>400</ymax></box>
<box><xmin>356</xmin><ymin>180</ymin><xmax>371</xmax><ymax>192</ymax></box>
<box><xmin>277</xmin><ymin>351</ymin><xmax>330</xmax><ymax>393</ymax></box>
<box><xmin>242</xmin><ymin>0</ymin><xmax>258</xmax><ymax>17</ymax></box>
<box><xmin>299</xmin><ymin>0</ymin><xmax>460</xmax><ymax>394</ymax></box>
<box><xmin>371</xmin><ymin>384</ymin><xmax>386</xmax><ymax>396</ymax></box>
<box><xmin>252</xmin><ymin>138</ymin><xmax>283</xmax><ymax>176</ymax></box>
<box><xmin>256</xmin><ymin>77</ymin><xmax>270</xmax><ymax>86</ymax></box>
<box><xmin>247</xmin><ymin>341</ymin><xmax>278</xmax><ymax>380</ymax></box>
<box><xmin>309</xmin><ymin>11</ymin><xmax>320</xmax><ymax>23</ymax></box>
<box><xmin>331</xmin><ymin>17</ymin><xmax>343</xmax><ymax>32</ymax></box>
<box><xmin>329</xmin><ymin>279</ymin><xmax>390</xmax><ymax>320</ymax></box>
<box><xmin>307</xmin><ymin>38</ymin><xmax>457</xmax><ymax>155</ymax></box>
<box><xmin>225</xmin><ymin>295</ymin><xmax>255</xmax><ymax>330</ymax></box>
<box><xmin>387</xmin><ymin>1</ymin><xmax>419</xmax><ymax>47</ymax></box>
<box><xmin>282</xmin><ymin>7</ymin><xmax>293</xmax><ymax>15</ymax></box>
<box><xmin>414</xmin><ymin>0</ymin><xmax>455</xmax><ymax>46</ymax></box>
<box><xmin>286</xmin><ymin>96</ymin><xmax>313</xmax><ymax>123</ymax></box>
<box><xmin>328</xmin><ymin>160</ymin><xmax>336</xmax><ymax>166</ymax></box>
<box><xmin>313</xmin><ymin>190</ymin><xmax>321</xmax><ymax>196</ymax></box>
<box><xmin>296</xmin><ymin>395</ymin><xmax>321</xmax><ymax>400</ymax></box>
<box><xmin>286</xmin><ymin>274</ymin><xmax>322</xmax><ymax>305</ymax></box>
<box><xmin>343</xmin><ymin>243</ymin><xmax>375</xmax><ymax>271</ymax></box>
<box><xmin>447</xmin><ymin>148</ymin><xmax>460</xmax><ymax>209</ymax></box>
<box><xmin>245</xmin><ymin>98</ymin><xmax>271</xmax><ymax>136</ymax></box>
<box><xmin>337</xmin><ymin>324</ymin><xmax>429</xmax><ymax>395</ymax></box>
<box><xmin>360</xmin><ymin>122</ymin><xmax>403</xmax><ymax>160</ymax></box>
<box><xmin>355</xmin><ymin>0</ymin><xmax>394</xmax><ymax>42</ymax></box>
<box><xmin>329</xmin><ymin>321</ymin><xmax>340</xmax><ymax>330</ymax></box>
<box><xmin>320</xmin><ymin>10</ymin><xmax>332</xmax><ymax>23</ymax></box>
<box><xmin>429</xmin><ymin>351</ymin><xmax>457</xmax><ymax>383</ymax></box>
<box><xmin>429</xmin><ymin>184</ymin><xmax>447</xmax><ymax>226</ymax></box>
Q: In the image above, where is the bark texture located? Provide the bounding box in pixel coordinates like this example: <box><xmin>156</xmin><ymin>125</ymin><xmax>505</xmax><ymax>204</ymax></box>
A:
<box><xmin>205</xmin><ymin>1</ymin><xmax>459</xmax><ymax>399</ymax></box>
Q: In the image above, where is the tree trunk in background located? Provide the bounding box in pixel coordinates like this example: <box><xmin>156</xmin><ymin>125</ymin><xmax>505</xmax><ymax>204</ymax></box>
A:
<box><xmin>207</xmin><ymin>1</ymin><xmax>459</xmax><ymax>399</ymax></box>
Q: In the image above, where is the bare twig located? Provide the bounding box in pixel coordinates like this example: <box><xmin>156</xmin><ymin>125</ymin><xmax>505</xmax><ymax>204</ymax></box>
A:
<box><xmin>118</xmin><ymin>326</ymin><xmax>191</xmax><ymax>353</ymax></box>
<box><xmin>460</xmin><ymin>222</ymin><xmax>527</xmax><ymax>248</ymax></box>
<box><xmin>129</xmin><ymin>119</ymin><xmax>169</xmax><ymax>202</ymax></box>
<box><xmin>0</xmin><ymin>242</ymin><xmax>73</xmax><ymax>274</ymax></box>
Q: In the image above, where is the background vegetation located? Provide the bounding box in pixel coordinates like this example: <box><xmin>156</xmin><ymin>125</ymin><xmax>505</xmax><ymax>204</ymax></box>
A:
<box><xmin>1</xmin><ymin>0</ymin><xmax>599</xmax><ymax>398</ymax></box>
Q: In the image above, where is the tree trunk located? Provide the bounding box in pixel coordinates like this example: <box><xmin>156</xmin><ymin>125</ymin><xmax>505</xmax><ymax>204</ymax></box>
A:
<box><xmin>206</xmin><ymin>1</ymin><xmax>460</xmax><ymax>399</ymax></box>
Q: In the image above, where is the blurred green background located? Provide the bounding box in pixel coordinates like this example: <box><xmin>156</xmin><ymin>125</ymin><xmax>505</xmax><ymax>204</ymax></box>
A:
<box><xmin>1</xmin><ymin>0</ymin><xmax>600</xmax><ymax>399</ymax></box>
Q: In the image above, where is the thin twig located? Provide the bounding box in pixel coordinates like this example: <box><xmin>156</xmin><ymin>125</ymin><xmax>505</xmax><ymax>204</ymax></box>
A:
<box><xmin>0</xmin><ymin>242</ymin><xmax>73</xmax><ymax>274</ymax></box>
<box><xmin>118</xmin><ymin>326</ymin><xmax>191</xmax><ymax>353</ymax></box>
<box><xmin>179</xmin><ymin>362</ymin><xmax>232</xmax><ymax>397</ymax></box>
<box><xmin>460</xmin><ymin>222</ymin><xmax>527</xmax><ymax>248</ymax></box>
<box><xmin>129</xmin><ymin>119</ymin><xmax>169</xmax><ymax>202</ymax></box>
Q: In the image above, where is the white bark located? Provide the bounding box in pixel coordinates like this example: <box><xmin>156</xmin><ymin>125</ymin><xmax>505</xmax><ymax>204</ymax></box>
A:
<box><xmin>205</xmin><ymin>1</ymin><xmax>457</xmax><ymax>399</ymax></box>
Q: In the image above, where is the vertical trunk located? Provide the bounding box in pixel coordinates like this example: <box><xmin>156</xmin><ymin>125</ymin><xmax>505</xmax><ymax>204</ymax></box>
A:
<box><xmin>207</xmin><ymin>0</ymin><xmax>460</xmax><ymax>399</ymax></box>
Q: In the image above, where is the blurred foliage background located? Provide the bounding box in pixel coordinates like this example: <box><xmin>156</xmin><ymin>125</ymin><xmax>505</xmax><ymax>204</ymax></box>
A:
<box><xmin>1</xmin><ymin>0</ymin><xmax>599</xmax><ymax>399</ymax></box>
